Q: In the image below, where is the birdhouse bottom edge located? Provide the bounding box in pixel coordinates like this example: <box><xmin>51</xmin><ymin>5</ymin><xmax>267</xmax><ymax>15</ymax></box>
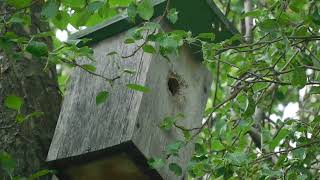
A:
<box><xmin>46</xmin><ymin>141</ymin><xmax>163</xmax><ymax>180</ymax></box>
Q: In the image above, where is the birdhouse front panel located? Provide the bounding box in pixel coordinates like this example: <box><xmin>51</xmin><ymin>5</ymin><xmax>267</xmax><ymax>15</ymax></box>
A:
<box><xmin>131</xmin><ymin>44</ymin><xmax>212</xmax><ymax>179</ymax></box>
<box><xmin>47</xmin><ymin>30</ymin><xmax>150</xmax><ymax>162</ymax></box>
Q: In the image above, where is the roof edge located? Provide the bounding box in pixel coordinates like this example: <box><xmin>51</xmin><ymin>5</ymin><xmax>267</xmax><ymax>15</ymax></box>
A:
<box><xmin>69</xmin><ymin>0</ymin><xmax>239</xmax><ymax>47</ymax></box>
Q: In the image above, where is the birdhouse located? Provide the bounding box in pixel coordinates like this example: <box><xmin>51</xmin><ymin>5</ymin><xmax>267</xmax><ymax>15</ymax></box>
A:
<box><xmin>47</xmin><ymin>0</ymin><xmax>237</xmax><ymax>179</ymax></box>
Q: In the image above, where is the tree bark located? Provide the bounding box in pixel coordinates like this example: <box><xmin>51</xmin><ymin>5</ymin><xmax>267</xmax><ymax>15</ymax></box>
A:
<box><xmin>243</xmin><ymin>0</ymin><xmax>265</xmax><ymax>150</ymax></box>
<box><xmin>0</xmin><ymin>1</ymin><xmax>61</xmax><ymax>179</ymax></box>
<box><xmin>244</xmin><ymin>0</ymin><xmax>253</xmax><ymax>43</ymax></box>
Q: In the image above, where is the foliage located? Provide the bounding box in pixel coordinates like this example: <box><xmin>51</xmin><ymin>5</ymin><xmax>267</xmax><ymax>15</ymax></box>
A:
<box><xmin>0</xmin><ymin>151</ymin><xmax>52</xmax><ymax>180</ymax></box>
<box><xmin>1</xmin><ymin>0</ymin><xmax>320</xmax><ymax>179</ymax></box>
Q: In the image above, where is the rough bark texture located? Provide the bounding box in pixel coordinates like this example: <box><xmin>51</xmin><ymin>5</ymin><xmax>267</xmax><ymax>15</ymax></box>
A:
<box><xmin>0</xmin><ymin>1</ymin><xmax>61</xmax><ymax>179</ymax></box>
<box><xmin>244</xmin><ymin>0</ymin><xmax>253</xmax><ymax>43</ymax></box>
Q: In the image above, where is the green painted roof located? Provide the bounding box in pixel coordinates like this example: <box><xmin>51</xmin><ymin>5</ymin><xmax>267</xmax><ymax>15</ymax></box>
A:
<box><xmin>70</xmin><ymin>0</ymin><xmax>238</xmax><ymax>45</ymax></box>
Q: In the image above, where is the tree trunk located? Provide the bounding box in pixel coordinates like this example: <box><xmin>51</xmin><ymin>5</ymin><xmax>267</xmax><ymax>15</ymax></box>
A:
<box><xmin>0</xmin><ymin>1</ymin><xmax>61</xmax><ymax>179</ymax></box>
<box><xmin>244</xmin><ymin>0</ymin><xmax>253</xmax><ymax>43</ymax></box>
<box><xmin>243</xmin><ymin>0</ymin><xmax>265</xmax><ymax>150</ymax></box>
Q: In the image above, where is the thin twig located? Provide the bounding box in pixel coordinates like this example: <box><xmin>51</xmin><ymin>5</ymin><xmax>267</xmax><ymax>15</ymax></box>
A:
<box><xmin>0</xmin><ymin>123</ymin><xmax>15</xmax><ymax>129</ymax></box>
<box><xmin>60</xmin><ymin>58</ymin><xmax>120</xmax><ymax>82</ymax></box>
<box><xmin>250</xmin><ymin>140</ymin><xmax>320</xmax><ymax>165</ymax></box>
<box><xmin>0</xmin><ymin>0</ymin><xmax>41</xmax><ymax>16</ymax></box>
<box><xmin>188</xmin><ymin>85</ymin><xmax>245</xmax><ymax>143</ymax></box>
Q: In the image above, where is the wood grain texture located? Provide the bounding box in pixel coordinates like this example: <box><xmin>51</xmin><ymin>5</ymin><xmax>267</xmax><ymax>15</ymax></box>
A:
<box><xmin>47</xmin><ymin>29</ymin><xmax>150</xmax><ymax>161</ymax></box>
<box><xmin>132</xmin><ymin>46</ymin><xmax>212</xmax><ymax>180</ymax></box>
<box><xmin>48</xmin><ymin>26</ymin><xmax>211</xmax><ymax>180</ymax></box>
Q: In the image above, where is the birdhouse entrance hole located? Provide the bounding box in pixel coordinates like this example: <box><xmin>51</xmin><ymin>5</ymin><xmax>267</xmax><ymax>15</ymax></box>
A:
<box><xmin>168</xmin><ymin>77</ymin><xmax>180</xmax><ymax>95</ymax></box>
<box><xmin>168</xmin><ymin>72</ymin><xmax>185</xmax><ymax>96</ymax></box>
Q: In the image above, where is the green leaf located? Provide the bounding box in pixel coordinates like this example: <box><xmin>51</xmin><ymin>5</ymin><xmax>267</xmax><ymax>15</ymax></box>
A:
<box><xmin>160</xmin><ymin>114</ymin><xmax>184</xmax><ymax>130</ymax></box>
<box><xmin>96</xmin><ymin>91</ymin><xmax>109</xmax><ymax>105</ymax></box>
<box><xmin>143</xmin><ymin>22</ymin><xmax>161</xmax><ymax>31</ymax></box>
<box><xmin>269</xmin><ymin>128</ymin><xmax>290</xmax><ymax>150</ymax></box>
<box><xmin>197</xmin><ymin>33</ymin><xmax>215</xmax><ymax>41</ymax></box>
<box><xmin>26</xmin><ymin>41</ymin><xmax>48</xmax><ymax>57</ymax></box>
<box><xmin>312</xmin><ymin>116</ymin><xmax>320</xmax><ymax>126</ymax></box>
<box><xmin>226</xmin><ymin>152</ymin><xmax>248</xmax><ymax>165</ymax></box>
<box><xmin>33</xmin><ymin>31</ymin><xmax>55</xmax><ymax>38</ymax></box>
<box><xmin>127</xmin><ymin>28</ymin><xmax>143</xmax><ymax>40</ymax></box>
<box><xmin>82</xmin><ymin>64</ymin><xmax>96</xmax><ymax>72</ymax></box>
<box><xmin>124</xmin><ymin>38</ymin><xmax>135</xmax><ymax>44</ymax></box>
<box><xmin>167</xmin><ymin>8</ymin><xmax>178</xmax><ymax>24</ymax></box>
<box><xmin>127</xmin><ymin>3</ymin><xmax>137</xmax><ymax>22</ymax></box>
<box><xmin>107</xmin><ymin>51</ymin><xmax>118</xmax><ymax>56</ymax></box>
<box><xmin>109</xmin><ymin>0</ymin><xmax>132</xmax><ymax>7</ymax></box>
<box><xmin>28</xmin><ymin>169</ymin><xmax>51</xmax><ymax>180</ymax></box>
<box><xmin>261</xmin><ymin>167</ymin><xmax>282</xmax><ymax>178</ymax></box>
<box><xmin>42</xmin><ymin>0</ymin><xmax>60</xmax><ymax>19</ymax></box>
<box><xmin>4</xmin><ymin>95</ymin><xmax>23</xmax><ymax>111</ymax></box>
<box><xmin>88</xmin><ymin>1</ymin><xmax>104</xmax><ymax>13</ymax></box>
<box><xmin>243</xmin><ymin>94</ymin><xmax>255</xmax><ymax>118</ymax></box>
<box><xmin>211</xmin><ymin>139</ymin><xmax>225</xmax><ymax>151</ymax></box>
<box><xmin>9</xmin><ymin>16</ymin><xmax>25</xmax><ymax>24</ymax></box>
<box><xmin>243</xmin><ymin>9</ymin><xmax>264</xmax><ymax>18</ymax></box>
<box><xmin>259</xmin><ymin>19</ymin><xmax>278</xmax><ymax>32</ymax></box>
<box><xmin>160</xmin><ymin>36</ymin><xmax>179</xmax><ymax>52</ymax></box>
<box><xmin>62</xmin><ymin>0</ymin><xmax>85</xmax><ymax>8</ymax></box>
<box><xmin>194</xmin><ymin>143</ymin><xmax>206</xmax><ymax>155</ymax></box>
<box><xmin>312</xmin><ymin>7</ymin><xmax>320</xmax><ymax>25</ymax></box>
<box><xmin>123</xmin><ymin>69</ymin><xmax>136</xmax><ymax>75</ymax></box>
<box><xmin>160</xmin><ymin>116</ymin><xmax>175</xmax><ymax>130</ymax></box>
<box><xmin>16</xmin><ymin>113</ymin><xmax>25</xmax><ymax>123</ymax></box>
<box><xmin>309</xmin><ymin>86</ymin><xmax>320</xmax><ymax>94</ymax></box>
<box><xmin>86</xmin><ymin>13</ymin><xmax>104</xmax><ymax>27</ymax></box>
<box><xmin>98</xmin><ymin>2</ymin><xmax>117</xmax><ymax>18</ymax></box>
<box><xmin>169</xmin><ymin>163</ymin><xmax>182</xmax><ymax>176</ymax></box>
<box><xmin>244</xmin><ymin>9</ymin><xmax>265</xmax><ymax>18</ymax></box>
<box><xmin>292</xmin><ymin>148</ymin><xmax>306</xmax><ymax>160</ymax></box>
<box><xmin>293</xmin><ymin>26</ymin><xmax>309</xmax><ymax>37</ymax></box>
<box><xmin>291</xmin><ymin>67</ymin><xmax>307</xmax><ymax>88</ymax></box>
<box><xmin>289</xmin><ymin>0</ymin><xmax>307</xmax><ymax>13</ymax></box>
<box><xmin>148</xmin><ymin>158</ymin><xmax>165</xmax><ymax>169</ymax></box>
<box><xmin>165</xmin><ymin>140</ymin><xmax>184</xmax><ymax>156</ymax></box>
<box><xmin>69</xmin><ymin>10</ymin><xmax>91</xmax><ymax>27</ymax></box>
<box><xmin>216</xmin><ymin>166</ymin><xmax>234</xmax><ymax>179</ymax></box>
<box><xmin>142</xmin><ymin>44</ymin><xmax>156</xmax><ymax>54</ymax></box>
<box><xmin>58</xmin><ymin>75</ymin><xmax>69</xmax><ymax>93</ymax></box>
<box><xmin>0</xmin><ymin>151</ymin><xmax>16</xmax><ymax>175</ymax></box>
<box><xmin>137</xmin><ymin>0</ymin><xmax>154</xmax><ymax>20</ymax></box>
<box><xmin>182</xmin><ymin>130</ymin><xmax>191</xmax><ymax>141</ymax></box>
<box><xmin>127</xmin><ymin>84</ymin><xmax>150</xmax><ymax>92</ymax></box>
<box><xmin>52</xmin><ymin>11</ymin><xmax>69</xmax><ymax>29</ymax></box>
<box><xmin>7</xmin><ymin>0</ymin><xmax>32</xmax><ymax>8</ymax></box>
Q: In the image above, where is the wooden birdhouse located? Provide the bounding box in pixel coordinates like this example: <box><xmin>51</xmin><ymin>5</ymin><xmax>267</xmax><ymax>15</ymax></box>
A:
<box><xmin>47</xmin><ymin>0</ymin><xmax>237</xmax><ymax>179</ymax></box>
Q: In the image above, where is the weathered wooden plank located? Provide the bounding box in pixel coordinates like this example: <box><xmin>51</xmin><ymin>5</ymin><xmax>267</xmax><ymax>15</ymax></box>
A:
<box><xmin>47</xmin><ymin>29</ymin><xmax>150</xmax><ymax>161</ymax></box>
<box><xmin>132</xmin><ymin>45</ymin><xmax>212</xmax><ymax>179</ymax></box>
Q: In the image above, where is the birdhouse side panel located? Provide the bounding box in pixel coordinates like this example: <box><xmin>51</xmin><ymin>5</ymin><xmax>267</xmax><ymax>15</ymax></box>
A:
<box><xmin>47</xmin><ymin>30</ymin><xmax>153</xmax><ymax>161</ymax></box>
<box><xmin>132</xmin><ymin>46</ymin><xmax>212</xmax><ymax>179</ymax></box>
